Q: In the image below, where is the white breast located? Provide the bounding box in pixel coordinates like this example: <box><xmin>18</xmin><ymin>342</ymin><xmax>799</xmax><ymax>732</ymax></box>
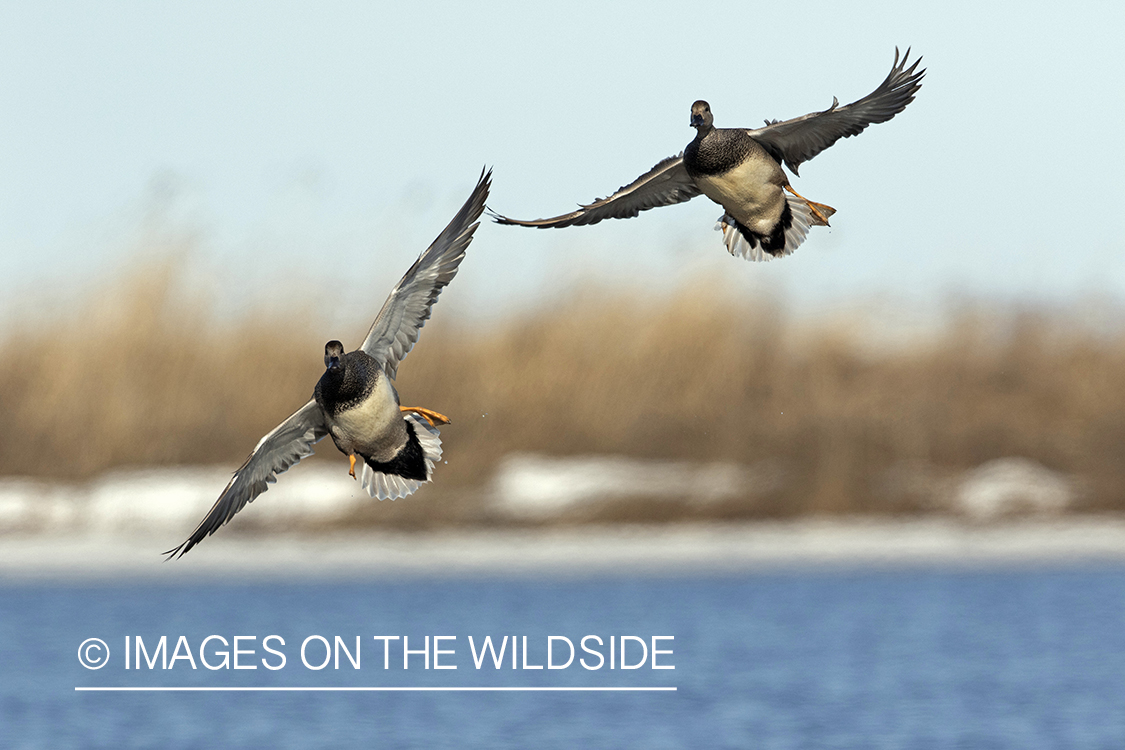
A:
<box><xmin>330</xmin><ymin>374</ymin><xmax>400</xmax><ymax>447</ymax></box>
<box><xmin>696</xmin><ymin>156</ymin><xmax>786</xmax><ymax>235</ymax></box>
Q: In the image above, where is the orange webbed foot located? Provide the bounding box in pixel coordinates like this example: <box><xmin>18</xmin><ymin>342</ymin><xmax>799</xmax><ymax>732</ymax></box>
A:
<box><xmin>399</xmin><ymin>406</ymin><xmax>452</xmax><ymax>427</ymax></box>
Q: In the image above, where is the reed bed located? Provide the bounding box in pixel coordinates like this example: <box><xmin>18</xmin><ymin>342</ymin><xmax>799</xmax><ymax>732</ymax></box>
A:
<box><xmin>4</xmin><ymin>262</ymin><xmax>1124</xmax><ymax>522</ymax></box>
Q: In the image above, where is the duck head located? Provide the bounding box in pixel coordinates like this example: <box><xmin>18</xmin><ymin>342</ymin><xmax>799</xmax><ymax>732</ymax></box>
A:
<box><xmin>324</xmin><ymin>340</ymin><xmax>345</xmax><ymax>373</ymax></box>
<box><xmin>690</xmin><ymin>101</ymin><xmax>713</xmax><ymax>131</ymax></box>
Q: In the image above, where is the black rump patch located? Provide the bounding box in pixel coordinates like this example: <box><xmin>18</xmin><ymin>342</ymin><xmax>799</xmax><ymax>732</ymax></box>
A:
<box><xmin>734</xmin><ymin>200</ymin><xmax>793</xmax><ymax>257</ymax></box>
<box><xmin>361</xmin><ymin>421</ymin><xmax>429</xmax><ymax>481</ymax></box>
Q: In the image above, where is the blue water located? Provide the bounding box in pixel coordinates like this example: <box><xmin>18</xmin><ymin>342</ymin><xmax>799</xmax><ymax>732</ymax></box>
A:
<box><xmin>3</xmin><ymin>566</ymin><xmax>1124</xmax><ymax>749</ymax></box>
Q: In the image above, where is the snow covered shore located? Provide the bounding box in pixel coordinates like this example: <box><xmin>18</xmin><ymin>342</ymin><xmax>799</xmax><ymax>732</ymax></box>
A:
<box><xmin>0</xmin><ymin>453</ymin><xmax>1084</xmax><ymax>537</ymax></box>
<box><xmin>0</xmin><ymin>458</ymin><xmax>1118</xmax><ymax>580</ymax></box>
<box><xmin>3</xmin><ymin>517</ymin><xmax>1124</xmax><ymax>581</ymax></box>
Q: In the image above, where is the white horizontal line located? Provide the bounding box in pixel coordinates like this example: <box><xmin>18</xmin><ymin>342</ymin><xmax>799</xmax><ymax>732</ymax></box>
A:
<box><xmin>75</xmin><ymin>686</ymin><xmax>677</xmax><ymax>692</ymax></box>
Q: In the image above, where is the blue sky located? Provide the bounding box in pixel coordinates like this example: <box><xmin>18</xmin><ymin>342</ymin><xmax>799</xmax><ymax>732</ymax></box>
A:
<box><xmin>1</xmin><ymin>0</ymin><xmax>1123</xmax><ymax>328</ymax></box>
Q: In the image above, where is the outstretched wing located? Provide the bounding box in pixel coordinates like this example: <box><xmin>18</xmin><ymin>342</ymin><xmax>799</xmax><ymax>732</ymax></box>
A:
<box><xmin>747</xmin><ymin>48</ymin><xmax>925</xmax><ymax>176</ymax></box>
<box><xmin>165</xmin><ymin>399</ymin><xmax>327</xmax><ymax>559</ymax></box>
<box><xmin>490</xmin><ymin>154</ymin><xmax>702</xmax><ymax>228</ymax></box>
<box><xmin>360</xmin><ymin>168</ymin><xmax>491</xmax><ymax>379</ymax></box>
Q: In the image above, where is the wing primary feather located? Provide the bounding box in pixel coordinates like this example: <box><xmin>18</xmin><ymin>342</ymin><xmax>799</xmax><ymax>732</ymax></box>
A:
<box><xmin>746</xmin><ymin>47</ymin><xmax>925</xmax><ymax>176</ymax></box>
<box><xmin>164</xmin><ymin>400</ymin><xmax>327</xmax><ymax>559</ymax></box>
<box><xmin>490</xmin><ymin>153</ymin><xmax>702</xmax><ymax>228</ymax></box>
<box><xmin>360</xmin><ymin>168</ymin><xmax>491</xmax><ymax>379</ymax></box>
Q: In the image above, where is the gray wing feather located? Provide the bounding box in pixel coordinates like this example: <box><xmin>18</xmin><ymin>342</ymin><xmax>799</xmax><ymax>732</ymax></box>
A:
<box><xmin>360</xmin><ymin>168</ymin><xmax>491</xmax><ymax>379</ymax></box>
<box><xmin>165</xmin><ymin>399</ymin><xmax>327</xmax><ymax>559</ymax></box>
<box><xmin>490</xmin><ymin>154</ymin><xmax>702</xmax><ymax>228</ymax></box>
<box><xmin>747</xmin><ymin>48</ymin><xmax>925</xmax><ymax>176</ymax></box>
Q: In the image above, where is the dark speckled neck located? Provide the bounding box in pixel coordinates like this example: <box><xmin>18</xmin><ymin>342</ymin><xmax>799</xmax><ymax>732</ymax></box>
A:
<box><xmin>314</xmin><ymin>350</ymin><xmax>380</xmax><ymax>416</ymax></box>
<box><xmin>684</xmin><ymin>128</ymin><xmax>757</xmax><ymax>178</ymax></box>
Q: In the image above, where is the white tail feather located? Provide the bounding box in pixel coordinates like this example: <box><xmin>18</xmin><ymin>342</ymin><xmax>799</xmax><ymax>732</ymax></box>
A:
<box><xmin>358</xmin><ymin>414</ymin><xmax>444</xmax><ymax>501</ymax></box>
<box><xmin>715</xmin><ymin>192</ymin><xmax>815</xmax><ymax>262</ymax></box>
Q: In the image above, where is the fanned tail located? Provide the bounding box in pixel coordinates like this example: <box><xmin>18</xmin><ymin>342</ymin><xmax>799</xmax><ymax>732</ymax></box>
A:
<box><xmin>358</xmin><ymin>415</ymin><xmax>444</xmax><ymax>501</ymax></box>
<box><xmin>716</xmin><ymin>192</ymin><xmax>827</xmax><ymax>262</ymax></box>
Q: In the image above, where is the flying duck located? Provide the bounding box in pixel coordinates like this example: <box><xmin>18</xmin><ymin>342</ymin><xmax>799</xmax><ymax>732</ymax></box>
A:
<box><xmin>166</xmin><ymin>169</ymin><xmax>491</xmax><ymax>558</ymax></box>
<box><xmin>492</xmin><ymin>48</ymin><xmax>923</xmax><ymax>261</ymax></box>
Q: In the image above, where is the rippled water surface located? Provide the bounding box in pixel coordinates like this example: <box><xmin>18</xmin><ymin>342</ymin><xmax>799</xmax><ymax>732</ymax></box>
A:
<box><xmin>3</xmin><ymin>566</ymin><xmax>1124</xmax><ymax>748</ymax></box>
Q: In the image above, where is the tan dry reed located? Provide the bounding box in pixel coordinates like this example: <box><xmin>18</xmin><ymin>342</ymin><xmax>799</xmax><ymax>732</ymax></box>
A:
<box><xmin>3</xmin><ymin>263</ymin><xmax>1124</xmax><ymax>521</ymax></box>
